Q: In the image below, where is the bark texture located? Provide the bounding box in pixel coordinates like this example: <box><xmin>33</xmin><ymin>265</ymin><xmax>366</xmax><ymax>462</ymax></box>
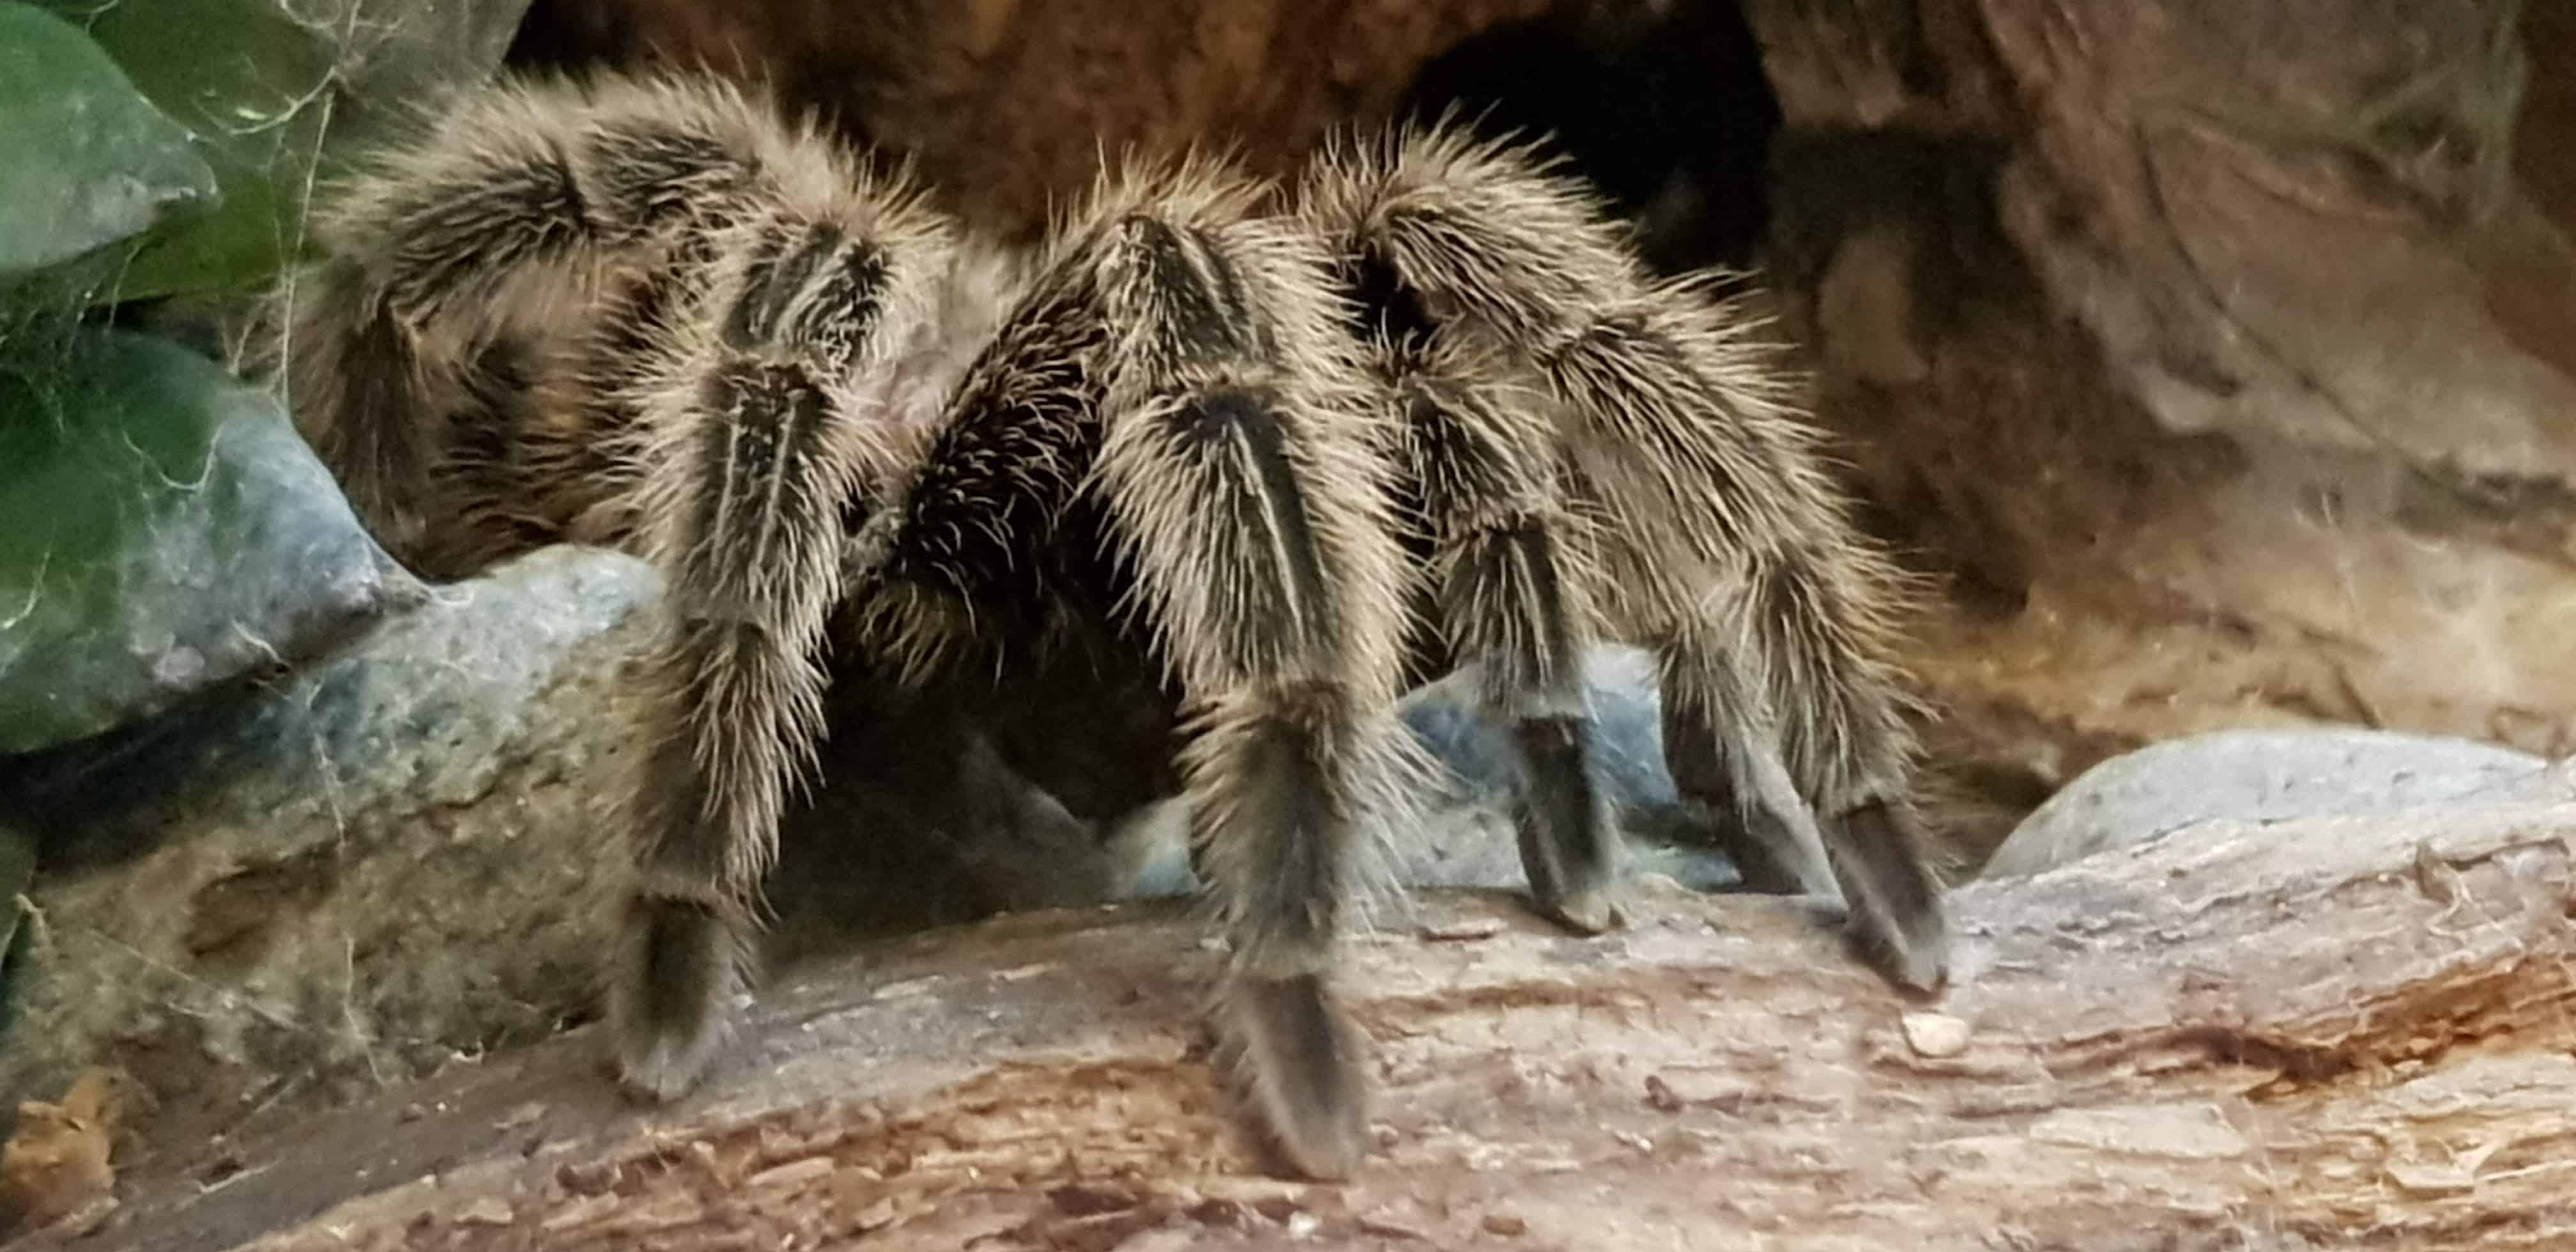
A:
<box><xmin>43</xmin><ymin>799</ymin><xmax>2576</xmax><ymax>1251</ymax></box>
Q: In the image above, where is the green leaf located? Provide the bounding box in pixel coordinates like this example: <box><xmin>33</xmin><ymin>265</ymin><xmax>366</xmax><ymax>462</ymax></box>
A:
<box><xmin>0</xmin><ymin>0</ymin><xmax>217</xmax><ymax>282</ymax></box>
<box><xmin>0</xmin><ymin>328</ymin><xmax>417</xmax><ymax>754</ymax></box>
<box><xmin>36</xmin><ymin>0</ymin><xmax>338</xmax><ymax>300</ymax></box>
<box><xmin>31</xmin><ymin>0</ymin><xmax>535</xmax><ymax>301</ymax></box>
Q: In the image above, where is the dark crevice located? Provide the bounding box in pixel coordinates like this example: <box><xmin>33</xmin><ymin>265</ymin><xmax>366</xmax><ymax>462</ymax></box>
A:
<box><xmin>1398</xmin><ymin>0</ymin><xmax>1782</xmax><ymax>275</ymax></box>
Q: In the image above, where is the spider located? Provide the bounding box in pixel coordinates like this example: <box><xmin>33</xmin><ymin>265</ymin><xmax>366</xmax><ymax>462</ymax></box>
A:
<box><xmin>267</xmin><ymin>71</ymin><xmax>1948</xmax><ymax>1180</ymax></box>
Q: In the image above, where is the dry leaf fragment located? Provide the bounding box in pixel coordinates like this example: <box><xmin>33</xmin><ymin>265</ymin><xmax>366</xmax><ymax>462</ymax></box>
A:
<box><xmin>2</xmin><ymin>1069</ymin><xmax>119</xmax><ymax>1233</ymax></box>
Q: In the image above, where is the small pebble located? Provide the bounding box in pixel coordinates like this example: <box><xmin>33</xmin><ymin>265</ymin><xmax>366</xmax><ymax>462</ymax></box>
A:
<box><xmin>1902</xmin><ymin>1011</ymin><xmax>1972</xmax><ymax>1058</ymax></box>
<box><xmin>1483</xmin><ymin>1212</ymin><xmax>1529</xmax><ymax>1236</ymax></box>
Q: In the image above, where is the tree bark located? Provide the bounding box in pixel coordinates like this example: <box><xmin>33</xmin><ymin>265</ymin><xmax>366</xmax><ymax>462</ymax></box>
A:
<box><xmin>40</xmin><ymin>799</ymin><xmax>2576</xmax><ymax>1251</ymax></box>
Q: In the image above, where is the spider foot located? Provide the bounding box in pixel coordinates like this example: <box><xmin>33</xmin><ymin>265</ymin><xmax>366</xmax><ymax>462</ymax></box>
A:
<box><xmin>1223</xmin><ymin>972</ymin><xmax>1371</xmax><ymax>1181</ymax></box>
<box><xmin>609</xmin><ymin>897</ymin><xmax>741</xmax><ymax>1103</ymax></box>
<box><xmin>1517</xmin><ymin>816</ymin><xmax>1628</xmax><ymax>935</ymax></box>
<box><xmin>1510</xmin><ymin>715</ymin><xmax>1627</xmax><ymax>935</ymax></box>
<box><xmin>1534</xmin><ymin>882</ymin><xmax>1629</xmax><ymax>935</ymax></box>
<box><xmin>1830</xmin><ymin>799</ymin><xmax>1951</xmax><ymax>993</ymax></box>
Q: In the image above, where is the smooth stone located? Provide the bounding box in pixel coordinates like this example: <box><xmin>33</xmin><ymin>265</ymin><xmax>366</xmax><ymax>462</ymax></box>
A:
<box><xmin>1983</xmin><ymin>728</ymin><xmax>2561</xmax><ymax>879</ymax></box>
<box><xmin>0</xmin><ymin>332</ymin><xmax>423</xmax><ymax>754</ymax></box>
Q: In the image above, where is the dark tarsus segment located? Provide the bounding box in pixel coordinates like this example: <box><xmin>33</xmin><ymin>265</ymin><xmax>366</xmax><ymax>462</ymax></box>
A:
<box><xmin>611</xmin><ymin>213</ymin><xmax>892</xmax><ymax>1100</ymax></box>
<box><xmin>1224</xmin><ymin>972</ymin><xmax>1368</xmax><ymax>1176</ymax></box>
<box><xmin>1376</xmin><ymin>341</ymin><xmax>1621</xmax><ymax>931</ymax></box>
<box><xmin>284</xmin><ymin>70</ymin><xmax>1947</xmax><ymax>1184</ymax></box>
<box><xmin>1828</xmin><ymin>797</ymin><xmax>1949</xmax><ymax>982</ymax></box>
<box><xmin>1511</xmin><ymin>714</ymin><xmax>1620</xmax><ymax>929</ymax></box>
<box><xmin>1307</xmin><ymin>133</ymin><xmax>1948</xmax><ymax>990</ymax></box>
<box><xmin>1659</xmin><ymin>698</ymin><xmax>1826</xmax><ymax>897</ymax></box>
<box><xmin>1087</xmin><ymin>202</ymin><xmax>1410</xmax><ymax>1179</ymax></box>
<box><xmin>847</xmin><ymin>197</ymin><xmax>1402</xmax><ymax>1177</ymax></box>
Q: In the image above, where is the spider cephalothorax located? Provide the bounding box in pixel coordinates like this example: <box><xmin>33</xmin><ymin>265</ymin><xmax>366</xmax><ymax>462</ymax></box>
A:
<box><xmin>270</xmin><ymin>72</ymin><xmax>1947</xmax><ymax>1179</ymax></box>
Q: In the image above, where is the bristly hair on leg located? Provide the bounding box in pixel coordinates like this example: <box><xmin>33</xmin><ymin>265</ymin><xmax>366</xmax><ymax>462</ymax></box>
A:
<box><xmin>1367</xmin><ymin>324</ymin><xmax>1627</xmax><ymax>932</ymax></box>
<box><xmin>272</xmin><ymin>65</ymin><xmax>1956</xmax><ymax>1183</ymax></box>
<box><xmin>1071</xmin><ymin>155</ymin><xmax>1432</xmax><ymax>1177</ymax></box>
<box><xmin>604</xmin><ymin>128</ymin><xmax>960</xmax><ymax>1101</ymax></box>
<box><xmin>1298</xmin><ymin>119</ymin><xmax>1951</xmax><ymax>992</ymax></box>
<box><xmin>260</xmin><ymin>71</ymin><xmax>901</xmax><ymax>577</ymax></box>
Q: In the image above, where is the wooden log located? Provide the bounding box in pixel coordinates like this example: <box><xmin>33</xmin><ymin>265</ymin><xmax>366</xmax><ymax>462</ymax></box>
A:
<box><xmin>42</xmin><ymin>799</ymin><xmax>2576</xmax><ymax>1251</ymax></box>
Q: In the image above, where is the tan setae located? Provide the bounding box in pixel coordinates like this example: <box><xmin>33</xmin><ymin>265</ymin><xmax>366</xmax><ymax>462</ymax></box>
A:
<box><xmin>261</xmin><ymin>71</ymin><xmax>1947</xmax><ymax>1181</ymax></box>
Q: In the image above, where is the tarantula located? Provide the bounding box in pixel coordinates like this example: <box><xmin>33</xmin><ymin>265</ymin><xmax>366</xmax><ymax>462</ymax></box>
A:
<box><xmin>270</xmin><ymin>72</ymin><xmax>1947</xmax><ymax>1179</ymax></box>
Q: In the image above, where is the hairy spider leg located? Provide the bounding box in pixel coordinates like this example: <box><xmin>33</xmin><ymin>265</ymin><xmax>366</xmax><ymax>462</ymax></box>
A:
<box><xmin>1363</xmin><ymin>324</ymin><xmax>1624</xmax><ymax>931</ymax></box>
<box><xmin>275</xmin><ymin>77</ymin><xmax>841</xmax><ymax>575</ymax></box>
<box><xmin>278</xmin><ymin>68</ymin><xmax>1947</xmax><ymax>1182</ymax></box>
<box><xmin>850</xmin><ymin>163</ymin><xmax>1425</xmax><ymax>1179</ymax></box>
<box><xmin>611</xmin><ymin>178</ymin><xmax>955</xmax><ymax>1098</ymax></box>
<box><xmin>1303</xmin><ymin>126</ymin><xmax>1949</xmax><ymax>990</ymax></box>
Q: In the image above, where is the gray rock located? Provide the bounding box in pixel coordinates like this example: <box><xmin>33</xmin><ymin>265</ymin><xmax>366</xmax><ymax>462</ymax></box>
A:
<box><xmin>1068</xmin><ymin>645</ymin><xmax>1744</xmax><ymax>905</ymax></box>
<box><xmin>1388</xmin><ymin>643</ymin><xmax>1745</xmax><ymax>896</ymax></box>
<box><xmin>1399</xmin><ymin>645</ymin><xmax>1686</xmax><ymax>814</ymax></box>
<box><xmin>2</xmin><ymin>554</ymin><xmax>1740</xmax><ymax>1122</ymax></box>
<box><xmin>1982</xmin><ymin>728</ymin><xmax>2563</xmax><ymax>879</ymax></box>
<box><xmin>0</xmin><ymin>332</ymin><xmax>424</xmax><ymax>754</ymax></box>
<box><xmin>2</xmin><ymin>544</ymin><xmax>659</xmax><ymax>1110</ymax></box>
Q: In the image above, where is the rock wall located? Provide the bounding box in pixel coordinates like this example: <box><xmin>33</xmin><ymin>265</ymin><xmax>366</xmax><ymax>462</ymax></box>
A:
<box><xmin>1749</xmin><ymin>0</ymin><xmax>2576</xmax><ymax>855</ymax></box>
